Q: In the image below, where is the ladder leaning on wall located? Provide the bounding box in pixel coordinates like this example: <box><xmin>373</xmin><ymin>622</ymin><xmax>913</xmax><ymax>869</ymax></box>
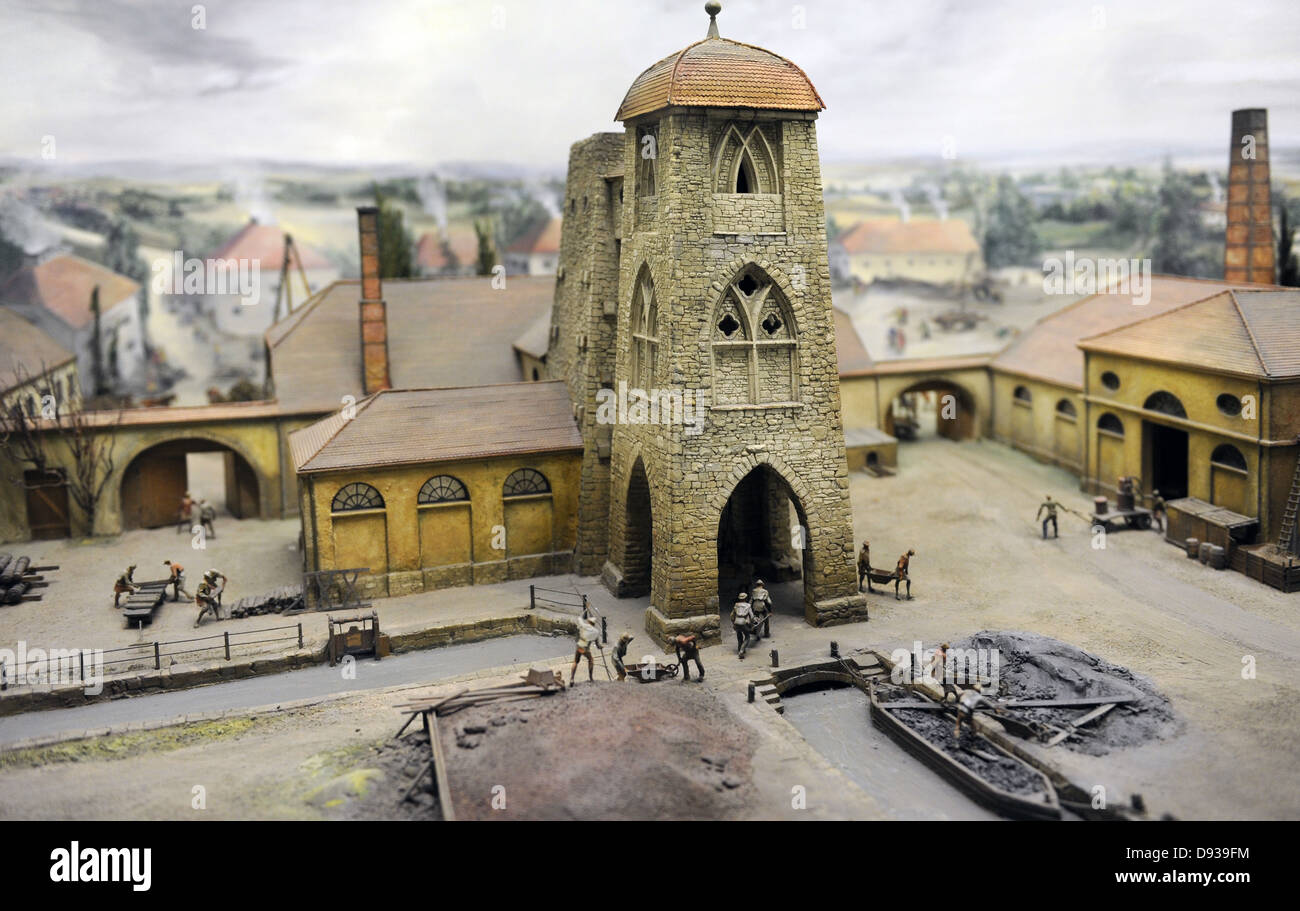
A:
<box><xmin>1278</xmin><ymin>441</ymin><xmax>1300</xmax><ymax>556</ymax></box>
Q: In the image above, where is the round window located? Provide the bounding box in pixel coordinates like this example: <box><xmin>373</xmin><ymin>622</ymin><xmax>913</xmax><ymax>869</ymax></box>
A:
<box><xmin>1216</xmin><ymin>393</ymin><xmax>1242</xmax><ymax>417</ymax></box>
<box><xmin>1100</xmin><ymin>371</ymin><xmax>1120</xmax><ymax>391</ymax></box>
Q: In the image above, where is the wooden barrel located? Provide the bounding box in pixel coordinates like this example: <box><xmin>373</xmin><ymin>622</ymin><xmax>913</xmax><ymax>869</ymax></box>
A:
<box><xmin>1093</xmin><ymin>496</ymin><xmax>1109</xmax><ymax>515</ymax></box>
<box><xmin>1185</xmin><ymin>537</ymin><xmax>1200</xmax><ymax>558</ymax></box>
<box><xmin>1206</xmin><ymin>544</ymin><xmax>1227</xmax><ymax>570</ymax></box>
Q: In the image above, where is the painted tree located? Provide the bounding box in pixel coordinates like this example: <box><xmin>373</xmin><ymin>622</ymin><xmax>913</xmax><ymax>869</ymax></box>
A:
<box><xmin>473</xmin><ymin>219</ymin><xmax>497</xmax><ymax>276</ymax></box>
<box><xmin>982</xmin><ymin>176</ymin><xmax>1040</xmax><ymax>268</ymax></box>
<box><xmin>1151</xmin><ymin>162</ymin><xmax>1216</xmax><ymax>278</ymax></box>
<box><xmin>1277</xmin><ymin>200</ymin><xmax>1299</xmax><ymax>287</ymax></box>
<box><xmin>372</xmin><ymin>185</ymin><xmax>414</xmax><ymax>279</ymax></box>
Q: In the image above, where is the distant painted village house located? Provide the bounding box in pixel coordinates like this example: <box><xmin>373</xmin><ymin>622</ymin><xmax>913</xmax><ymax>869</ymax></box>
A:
<box><xmin>0</xmin><ymin>253</ymin><xmax>143</xmax><ymax>397</ymax></box>
<box><xmin>831</xmin><ymin>218</ymin><xmax>982</xmax><ymax>287</ymax></box>
<box><xmin>202</xmin><ymin>219</ymin><xmax>337</xmax><ymax>338</ymax></box>
<box><xmin>503</xmin><ymin>216</ymin><xmax>561</xmax><ymax>276</ymax></box>
<box><xmin>414</xmin><ymin>227</ymin><xmax>480</xmax><ymax>277</ymax></box>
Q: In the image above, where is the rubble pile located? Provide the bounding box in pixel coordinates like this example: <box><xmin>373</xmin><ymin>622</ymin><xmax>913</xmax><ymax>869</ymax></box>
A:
<box><xmin>227</xmin><ymin>584</ymin><xmax>304</xmax><ymax>618</ymax></box>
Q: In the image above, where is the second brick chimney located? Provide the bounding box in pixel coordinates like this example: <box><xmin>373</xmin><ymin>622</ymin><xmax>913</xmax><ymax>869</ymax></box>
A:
<box><xmin>356</xmin><ymin>206</ymin><xmax>392</xmax><ymax>395</ymax></box>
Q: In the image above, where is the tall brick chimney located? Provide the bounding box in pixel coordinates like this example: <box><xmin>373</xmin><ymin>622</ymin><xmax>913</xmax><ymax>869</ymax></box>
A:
<box><xmin>356</xmin><ymin>206</ymin><xmax>391</xmax><ymax>395</ymax></box>
<box><xmin>1224</xmin><ymin>108</ymin><xmax>1275</xmax><ymax>284</ymax></box>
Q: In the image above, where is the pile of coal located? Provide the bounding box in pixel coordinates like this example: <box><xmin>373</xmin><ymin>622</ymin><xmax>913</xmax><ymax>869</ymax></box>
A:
<box><xmin>227</xmin><ymin>584</ymin><xmax>304</xmax><ymax>618</ymax></box>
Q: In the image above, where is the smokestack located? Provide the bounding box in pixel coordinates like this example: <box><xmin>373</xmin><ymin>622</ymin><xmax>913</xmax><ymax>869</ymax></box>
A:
<box><xmin>356</xmin><ymin>206</ymin><xmax>391</xmax><ymax>395</ymax></box>
<box><xmin>1224</xmin><ymin>108</ymin><xmax>1274</xmax><ymax>284</ymax></box>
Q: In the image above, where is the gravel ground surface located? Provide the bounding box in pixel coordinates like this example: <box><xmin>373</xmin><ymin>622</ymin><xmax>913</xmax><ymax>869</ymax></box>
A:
<box><xmin>435</xmin><ymin>681</ymin><xmax>756</xmax><ymax>821</ymax></box>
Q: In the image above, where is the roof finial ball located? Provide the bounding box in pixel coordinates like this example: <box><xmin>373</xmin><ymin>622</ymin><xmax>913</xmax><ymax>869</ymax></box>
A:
<box><xmin>705</xmin><ymin>1</ymin><xmax>721</xmax><ymax>39</ymax></box>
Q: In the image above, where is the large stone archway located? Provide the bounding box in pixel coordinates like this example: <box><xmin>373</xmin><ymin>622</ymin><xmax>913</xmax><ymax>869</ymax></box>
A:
<box><xmin>884</xmin><ymin>378</ymin><xmax>978</xmax><ymax>441</ymax></box>
<box><xmin>119</xmin><ymin>436</ymin><xmax>263</xmax><ymax>530</ymax></box>
<box><xmin>715</xmin><ymin>462</ymin><xmax>812</xmax><ymax>620</ymax></box>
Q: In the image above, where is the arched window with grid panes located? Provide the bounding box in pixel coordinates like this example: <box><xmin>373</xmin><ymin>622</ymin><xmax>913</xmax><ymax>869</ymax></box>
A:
<box><xmin>418</xmin><ymin>475</ymin><xmax>468</xmax><ymax>505</ymax></box>
<box><xmin>711</xmin><ymin>268</ymin><xmax>797</xmax><ymax>405</ymax></box>
<box><xmin>629</xmin><ymin>270</ymin><xmax>658</xmax><ymax>390</ymax></box>
<box><xmin>503</xmin><ymin>468</ymin><xmax>550</xmax><ymax>498</ymax></box>
<box><xmin>331</xmin><ymin>482</ymin><xmax>384</xmax><ymax>513</ymax></box>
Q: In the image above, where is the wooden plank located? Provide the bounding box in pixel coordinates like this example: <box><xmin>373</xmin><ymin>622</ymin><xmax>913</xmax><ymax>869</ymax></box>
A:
<box><xmin>1000</xmin><ymin>696</ymin><xmax>1135</xmax><ymax>708</ymax></box>
<box><xmin>1045</xmin><ymin>702</ymin><xmax>1118</xmax><ymax>747</ymax></box>
<box><xmin>426</xmin><ymin>712</ymin><xmax>456</xmax><ymax>822</ymax></box>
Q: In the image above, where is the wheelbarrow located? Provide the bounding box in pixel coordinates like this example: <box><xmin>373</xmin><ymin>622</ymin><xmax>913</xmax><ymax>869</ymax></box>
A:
<box><xmin>622</xmin><ymin>661</ymin><xmax>680</xmax><ymax>682</ymax></box>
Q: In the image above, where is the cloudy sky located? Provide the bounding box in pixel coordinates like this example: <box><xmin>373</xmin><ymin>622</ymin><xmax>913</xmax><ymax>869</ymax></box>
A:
<box><xmin>2</xmin><ymin>0</ymin><xmax>1298</xmax><ymax>170</ymax></box>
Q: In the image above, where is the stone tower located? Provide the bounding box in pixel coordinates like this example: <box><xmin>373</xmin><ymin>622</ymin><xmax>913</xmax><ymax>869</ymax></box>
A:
<box><xmin>551</xmin><ymin>3</ymin><xmax>868</xmax><ymax>643</ymax></box>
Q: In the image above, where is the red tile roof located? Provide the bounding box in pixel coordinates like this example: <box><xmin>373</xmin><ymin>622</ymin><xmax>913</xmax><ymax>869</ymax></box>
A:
<box><xmin>0</xmin><ymin>254</ymin><xmax>139</xmax><ymax>330</ymax></box>
<box><xmin>992</xmin><ymin>275</ymin><xmax>1283</xmax><ymax>389</ymax></box>
<box><xmin>836</xmin><ymin>219</ymin><xmax>980</xmax><ymax>256</ymax></box>
<box><xmin>616</xmin><ymin>37</ymin><xmax>824</xmax><ymax>121</ymax></box>
<box><xmin>833</xmin><ymin>306</ymin><xmax>873</xmax><ymax>375</ymax></box>
<box><xmin>290</xmin><ymin>381</ymin><xmax>582</xmax><ymax>473</ymax></box>
<box><xmin>415</xmin><ymin>228</ymin><xmax>481</xmax><ymax>271</ymax></box>
<box><xmin>210</xmin><ymin>220</ymin><xmax>333</xmax><ymax>271</ymax></box>
<box><xmin>506</xmin><ymin>217</ymin><xmax>562</xmax><ymax>256</ymax></box>
<box><xmin>1079</xmin><ymin>289</ymin><xmax>1300</xmax><ymax>380</ymax></box>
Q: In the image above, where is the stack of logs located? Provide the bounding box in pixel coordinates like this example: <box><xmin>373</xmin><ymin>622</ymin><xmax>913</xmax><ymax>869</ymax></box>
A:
<box><xmin>227</xmin><ymin>584</ymin><xmax>305</xmax><ymax>619</ymax></box>
<box><xmin>0</xmin><ymin>553</ymin><xmax>55</xmax><ymax>605</ymax></box>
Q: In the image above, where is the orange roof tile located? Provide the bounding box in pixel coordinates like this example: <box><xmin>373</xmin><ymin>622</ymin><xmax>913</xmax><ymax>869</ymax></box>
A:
<box><xmin>836</xmin><ymin>219</ymin><xmax>979</xmax><ymax>256</ymax></box>
<box><xmin>0</xmin><ymin>254</ymin><xmax>139</xmax><ymax>330</ymax></box>
<box><xmin>416</xmin><ymin>228</ymin><xmax>480</xmax><ymax>271</ymax></box>
<box><xmin>991</xmin><ymin>275</ymin><xmax>1284</xmax><ymax>389</ymax></box>
<box><xmin>506</xmin><ymin>217</ymin><xmax>562</xmax><ymax>256</ymax></box>
<box><xmin>1079</xmin><ymin>289</ymin><xmax>1300</xmax><ymax>380</ymax></box>
<box><xmin>616</xmin><ymin>37</ymin><xmax>824</xmax><ymax>121</ymax></box>
<box><xmin>833</xmin><ymin>306</ymin><xmax>873</xmax><ymax>375</ymax></box>
<box><xmin>290</xmin><ymin>381</ymin><xmax>582</xmax><ymax>473</ymax></box>
<box><xmin>210</xmin><ymin>220</ymin><xmax>333</xmax><ymax>271</ymax></box>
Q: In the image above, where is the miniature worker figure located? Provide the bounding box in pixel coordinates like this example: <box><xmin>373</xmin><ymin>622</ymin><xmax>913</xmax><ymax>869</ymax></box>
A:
<box><xmin>194</xmin><ymin>580</ymin><xmax>221</xmax><ymax>627</ymax></box>
<box><xmin>1151</xmin><ymin>489</ymin><xmax>1166</xmax><ymax>533</ymax></box>
<box><xmin>926</xmin><ymin>642</ymin><xmax>956</xmax><ymax>697</ymax></box>
<box><xmin>177</xmin><ymin>491</ymin><xmax>194</xmax><ymax>532</ymax></box>
<box><xmin>202</xmin><ymin>569</ymin><xmax>228</xmax><ymax>607</ymax></box>
<box><xmin>729</xmin><ymin>591</ymin><xmax>755</xmax><ymax>659</ymax></box>
<box><xmin>1037</xmin><ymin>495</ymin><xmax>1059</xmax><ymax>539</ymax></box>
<box><xmin>163</xmin><ymin>560</ymin><xmax>191</xmax><ymax>602</ymax></box>
<box><xmin>674</xmin><ymin>633</ymin><xmax>705</xmax><ymax>682</ymax></box>
<box><xmin>750</xmin><ymin>578</ymin><xmax>772</xmax><ymax>639</ymax></box>
<box><xmin>112</xmin><ymin>564</ymin><xmax>138</xmax><ymax>608</ymax></box>
<box><xmin>953</xmin><ymin>684</ymin><xmax>992</xmax><ymax>738</ymax></box>
<box><xmin>569</xmin><ymin>612</ymin><xmax>601</xmax><ymax>684</ymax></box>
<box><xmin>857</xmin><ymin>541</ymin><xmax>871</xmax><ymax>592</ymax></box>
<box><xmin>895</xmin><ymin>549</ymin><xmax>915</xmax><ymax>601</ymax></box>
<box><xmin>612</xmin><ymin>633</ymin><xmax>634</xmax><ymax>681</ymax></box>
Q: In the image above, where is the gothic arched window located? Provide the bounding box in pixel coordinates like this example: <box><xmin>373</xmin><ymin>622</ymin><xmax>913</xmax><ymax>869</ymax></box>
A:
<box><xmin>637</xmin><ymin>124</ymin><xmax>658</xmax><ymax>197</ymax></box>
<box><xmin>630</xmin><ymin>272</ymin><xmax>658</xmax><ymax>390</ymax></box>
<box><xmin>331</xmin><ymin>482</ymin><xmax>384</xmax><ymax>513</ymax></box>
<box><xmin>711</xmin><ymin>268</ymin><xmax>797</xmax><ymax>405</ymax></box>
<box><xmin>418</xmin><ymin>475</ymin><xmax>469</xmax><ymax>505</ymax></box>
<box><xmin>713</xmin><ymin>124</ymin><xmax>779</xmax><ymax>195</ymax></box>
<box><xmin>503</xmin><ymin>468</ymin><xmax>550</xmax><ymax>498</ymax></box>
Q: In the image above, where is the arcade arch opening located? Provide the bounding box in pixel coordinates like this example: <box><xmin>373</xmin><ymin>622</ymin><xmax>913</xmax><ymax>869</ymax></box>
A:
<box><xmin>885</xmin><ymin>380</ymin><xmax>976</xmax><ymax>442</ymax></box>
<box><xmin>121</xmin><ymin>438</ymin><xmax>261</xmax><ymax>530</ymax></box>
<box><xmin>716</xmin><ymin>464</ymin><xmax>811</xmax><ymax>622</ymax></box>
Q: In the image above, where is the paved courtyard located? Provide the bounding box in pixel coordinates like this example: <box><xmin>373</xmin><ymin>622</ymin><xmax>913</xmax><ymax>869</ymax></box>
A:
<box><xmin>2</xmin><ymin>437</ymin><xmax>1298</xmax><ymax>819</ymax></box>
